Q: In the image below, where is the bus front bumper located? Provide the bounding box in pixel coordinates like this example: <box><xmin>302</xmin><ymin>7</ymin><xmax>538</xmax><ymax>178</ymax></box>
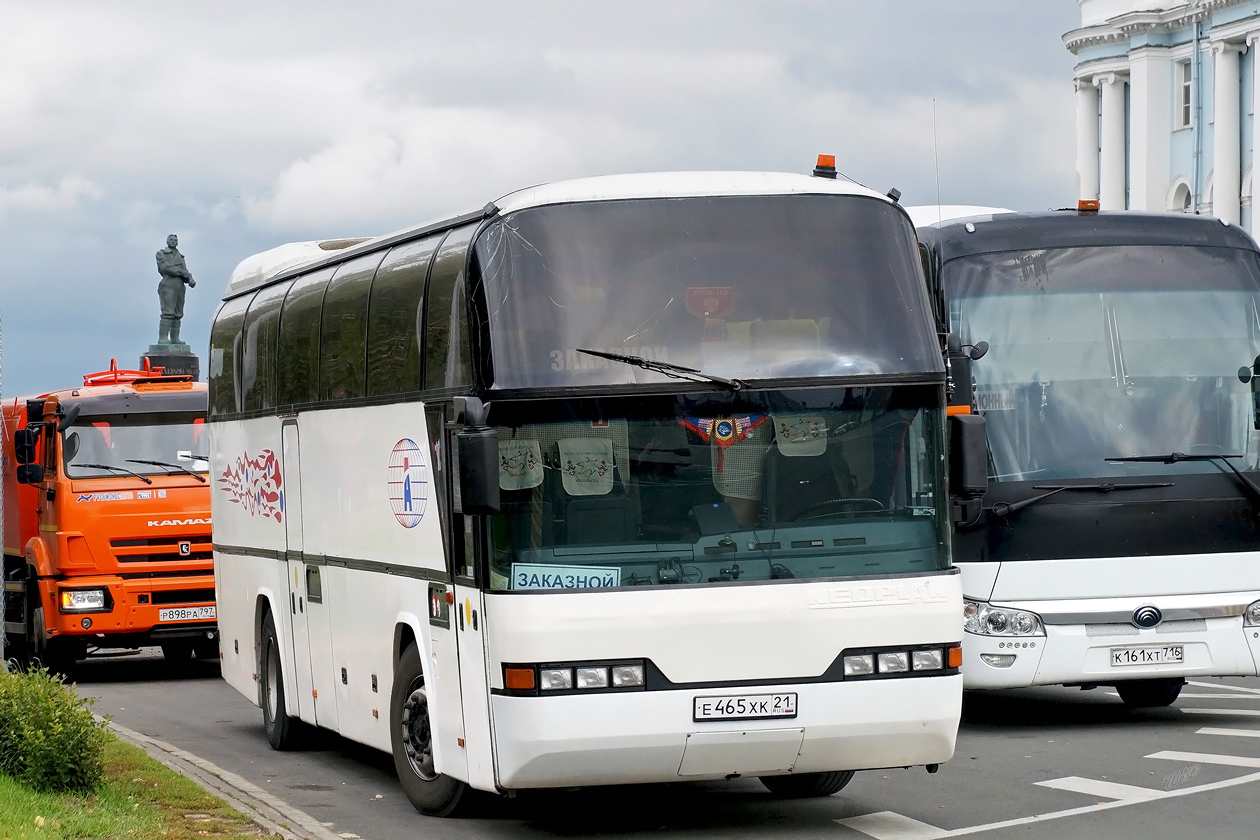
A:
<box><xmin>489</xmin><ymin>674</ymin><xmax>961</xmax><ymax>790</ymax></box>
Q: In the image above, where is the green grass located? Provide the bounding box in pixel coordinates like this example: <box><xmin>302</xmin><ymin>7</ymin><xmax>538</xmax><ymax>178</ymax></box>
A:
<box><xmin>0</xmin><ymin>735</ymin><xmax>267</xmax><ymax>839</ymax></box>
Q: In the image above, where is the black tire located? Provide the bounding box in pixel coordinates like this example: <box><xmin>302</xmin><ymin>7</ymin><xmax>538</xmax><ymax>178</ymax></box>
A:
<box><xmin>260</xmin><ymin>612</ymin><xmax>303</xmax><ymax>750</ymax></box>
<box><xmin>162</xmin><ymin>642</ymin><xmax>194</xmax><ymax>664</ymax></box>
<box><xmin>1116</xmin><ymin>678</ymin><xmax>1184</xmax><ymax>708</ymax></box>
<box><xmin>760</xmin><ymin>770</ymin><xmax>856</xmax><ymax>798</ymax></box>
<box><xmin>193</xmin><ymin>640</ymin><xmax>220</xmax><ymax>661</ymax></box>
<box><xmin>391</xmin><ymin>642</ymin><xmax>467</xmax><ymax>816</ymax></box>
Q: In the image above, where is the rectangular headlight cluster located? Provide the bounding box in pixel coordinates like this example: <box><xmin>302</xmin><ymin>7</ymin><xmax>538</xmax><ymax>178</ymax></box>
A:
<box><xmin>504</xmin><ymin>661</ymin><xmax>646</xmax><ymax>696</ymax></box>
<box><xmin>842</xmin><ymin>645</ymin><xmax>960</xmax><ymax>679</ymax></box>
<box><xmin>59</xmin><ymin>587</ymin><xmax>110</xmax><ymax>613</ymax></box>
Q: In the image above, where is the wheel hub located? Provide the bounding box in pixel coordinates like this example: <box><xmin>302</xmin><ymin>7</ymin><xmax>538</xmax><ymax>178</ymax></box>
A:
<box><xmin>400</xmin><ymin>684</ymin><xmax>437</xmax><ymax>780</ymax></box>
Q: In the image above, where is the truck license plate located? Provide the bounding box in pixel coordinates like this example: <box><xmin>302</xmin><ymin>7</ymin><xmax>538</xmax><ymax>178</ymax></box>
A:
<box><xmin>1110</xmin><ymin>645</ymin><xmax>1183</xmax><ymax>666</ymax></box>
<box><xmin>158</xmin><ymin>606</ymin><xmax>217</xmax><ymax>622</ymax></box>
<box><xmin>693</xmin><ymin>693</ymin><xmax>797</xmax><ymax>721</ymax></box>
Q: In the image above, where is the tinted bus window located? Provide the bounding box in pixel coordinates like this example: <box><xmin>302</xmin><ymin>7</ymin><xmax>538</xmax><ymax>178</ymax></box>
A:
<box><xmin>241</xmin><ymin>279</ymin><xmax>292</xmax><ymax>413</ymax></box>
<box><xmin>425</xmin><ymin>226</ymin><xmax>475</xmax><ymax>390</ymax></box>
<box><xmin>320</xmin><ymin>253</ymin><xmax>385</xmax><ymax>402</ymax></box>
<box><xmin>277</xmin><ymin>267</ymin><xmax>334</xmax><ymax>407</ymax></box>
<box><xmin>208</xmin><ymin>294</ymin><xmax>253</xmax><ymax>417</ymax></box>
<box><xmin>367</xmin><ymin>236</ymin><xmax>443</xmax><ymax>398</ymax></box>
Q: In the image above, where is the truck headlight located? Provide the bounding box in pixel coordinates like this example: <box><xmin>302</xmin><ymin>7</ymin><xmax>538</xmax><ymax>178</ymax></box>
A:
<box><xmin>60</xmin><ymin>588</ymin><xmax>109</xmax><ymax>613</ymax></box>
<box><xmin>964</xmin><ymin>599</ymin><xmax>1044</xmax><ymax>637</ymax></box>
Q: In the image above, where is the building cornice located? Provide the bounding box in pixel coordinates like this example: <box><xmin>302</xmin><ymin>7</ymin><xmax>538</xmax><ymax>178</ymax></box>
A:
<box><xmin>1064</xmin><ymin>0</ymin><xmax>1249</xmax><ymax>54</ymax></box>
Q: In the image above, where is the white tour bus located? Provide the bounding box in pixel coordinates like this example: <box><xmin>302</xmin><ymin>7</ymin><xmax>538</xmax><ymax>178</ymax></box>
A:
<box><xmin>209</xmin><ymin>166</ymin><xmax>976</xmax><ymax>816</ymax></box>
<box><xmin>916</xmin><ymin>204</ymin><xmax>1260</xmax><ymax>707</ymax></box>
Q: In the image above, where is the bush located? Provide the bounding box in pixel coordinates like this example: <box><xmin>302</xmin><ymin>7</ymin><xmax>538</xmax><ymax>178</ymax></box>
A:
<box><xmin>0</xmin><ymin>666</ymin><xmax>109</xmax><ymax>792</ymax></box>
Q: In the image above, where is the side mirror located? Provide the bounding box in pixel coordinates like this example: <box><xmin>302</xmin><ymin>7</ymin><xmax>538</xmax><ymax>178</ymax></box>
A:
<box><xmin>949</xmin><ymin>413</ymin><xmax>988</xmax><ymax>525</ymax></box>
<box><xmin>63</xmin><ymin>431</ymin><xmax>80</xmax><ymax>463</ymax></box>
<box><xmin>457</xmin><ymin>426</ymin><xmax>501</xmax><ymax>515</ymax></box>
<box><xmin>1241</xmin><ymin>356</ymin><xmax>1260</xmax><ymax>430</ymax></box>
<box><xmin>16</xmin><ymin>463</ymin><xmax>45</xmax><ymax>485</ymax></box>
<box><xmin>13</xmin><ymin>427</ymin><xmax>41</xmax><ymax>465</ymax></box>
<box><xmin>58</xmin><ymin>403</ymin><xmax>81</xmax><ymax>433</ymax></box>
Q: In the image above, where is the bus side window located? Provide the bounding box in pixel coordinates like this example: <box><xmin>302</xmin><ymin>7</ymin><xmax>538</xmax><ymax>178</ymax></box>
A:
<box><xmin>424</xmin><ymin>225</ymin><xmax>476</xmax><ymax>390</ymax></box>
<box><xmin>367</xmin><ymin>237</ymin><xmax>443</xmax><ymax>398</ymax></box>
<box><xmin>208</xmin><ymin>293</ymin><xmax>254</xmax><ymax>417</ymax></box>
<box><xmin>320</xmin><ymin>253</ymin><xmax>384</xmax><ymax>402</ymax></box>
<box><xmin>425</xmin><ymin>408</ymin><xmax>450</xmax><ymax>563</ymax></box>
<box><xmin>276</xmin><ymin>268</ymin><xmax>334</xmax><ymax>408</ymax></box>
<box><xmin>241</xmin><ymin>280</ymin><xmax>291</xmax><ymax>413</ymax></box>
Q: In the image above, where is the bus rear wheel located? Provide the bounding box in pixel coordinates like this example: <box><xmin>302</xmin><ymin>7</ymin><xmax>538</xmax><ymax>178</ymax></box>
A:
<box><xmin>391</xmin><ymin>642</ymin><xmax>467</xmax><ymax>817</ymax></box>
<box><xmin>1116</xmin><ymin>678</ymin><xmax>1184</xmax><ymax>708</ymax></box>
<box><xmin>260</xmin><ymin>612</ymin><xmax>303</xmax><ymax>750</ymax></box>
<box><xmin>760</xmin><ymin>770</ymin><xmax>855</xmax><ymax>798</ymax></box>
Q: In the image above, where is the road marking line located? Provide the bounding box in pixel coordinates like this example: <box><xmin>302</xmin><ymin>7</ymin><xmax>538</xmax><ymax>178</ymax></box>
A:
<box><xmin>1168</xmin><ymin>693</ymin><xmax>1260</xmax><ymax>699</ymax></box>
<box><xmin>1188</xmin><ymin>680</ymin><xmax>1260</xmax><ymax>696</ymax></box>
<box><xmin>836</xmin><ymin>811</ymin><xmax>947</xmax><ymax>839</ymax></box>
<box><xmin>1196</xmin><ymin>727</ymin><xmax>1260</xmax><ymax>738</ymax></box>
<box><xmin>1146</xmin><ymin>750</ymin><xmax>1260</xmax><ymax>768</ymax></box>
<box><xmin>1033</xmin><ymin>776</ymin><xmax>1165</xmax><ymax>801</ymax></box>
<box><xmin>1181</xmin><ymin>708</ymin><xmax>1260</xmax><ymax>717</ymax></box>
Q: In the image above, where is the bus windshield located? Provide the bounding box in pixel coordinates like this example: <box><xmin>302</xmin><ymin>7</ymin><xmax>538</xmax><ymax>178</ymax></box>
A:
<box><xmin>486</xmin><ymin>385</ymin><xmax>948</xmax><ymax>591</ymax></box>
<box><xmin>475</xmin><ymin>194</ymin><xmax>940</xmax><ymax>389</ymax></box>
<box><xmin>63</xmin><ymin>413</ymin><xmax>209</xmax><ymax>479</ymax></box>
<box><xmin>944</xmin><ymin>245</ymin><xmax>1260</xmax><ymax>481</ymax></box>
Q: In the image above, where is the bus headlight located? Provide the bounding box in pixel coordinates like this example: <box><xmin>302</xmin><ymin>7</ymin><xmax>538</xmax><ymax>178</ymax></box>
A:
<box><xmin>59</xmin><ymin>587</ymin><xmax>110</xmax><ymax>613</ymax></box>
<box><xmin>1245</xmin><ymin>600</ymin><xmax>1260</xmax><ymax>626</ymax></box>
<box><xmin>964</xmin><ymin>600</ymin><xmax>1044</xmax><ymax>637</ymax></box>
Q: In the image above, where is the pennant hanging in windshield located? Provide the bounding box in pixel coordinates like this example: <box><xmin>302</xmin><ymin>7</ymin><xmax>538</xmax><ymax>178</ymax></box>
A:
<box><xmin>680</xmin><ymin>415</ymin><xmax>768</xmax><ymax>471</ymax></box>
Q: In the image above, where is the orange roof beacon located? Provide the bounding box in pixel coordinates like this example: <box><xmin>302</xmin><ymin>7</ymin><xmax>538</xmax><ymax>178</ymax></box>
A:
<box><xmin>2</xmin><ymin>359</ymin><xmax>214</xmax><ymax>674</ymax></box>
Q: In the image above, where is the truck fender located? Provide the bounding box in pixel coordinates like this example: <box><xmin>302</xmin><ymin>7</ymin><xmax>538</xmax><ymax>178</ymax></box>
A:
<box><xmin>24</xmin><ymin>537</ymin><xmax>54</xmax><ymax>581</ymax></box>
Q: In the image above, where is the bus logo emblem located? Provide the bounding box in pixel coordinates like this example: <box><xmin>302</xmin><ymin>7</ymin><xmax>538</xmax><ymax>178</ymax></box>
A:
<box><xmin>1132</xmin><ymin>605</ymin><xmax>1163</xmax><ymax>628</ymax></box>
<box><xmin>388</xmin><ymin>439</ymin><xmax>428</xmax><ymax>529</ymax></box>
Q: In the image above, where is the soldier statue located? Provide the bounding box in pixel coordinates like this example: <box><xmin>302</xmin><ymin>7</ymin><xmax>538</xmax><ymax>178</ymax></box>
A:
<box><xmin>156</xmin><ymin>233</ymin><xmax>196</xmax><ymax>345</ymax></box>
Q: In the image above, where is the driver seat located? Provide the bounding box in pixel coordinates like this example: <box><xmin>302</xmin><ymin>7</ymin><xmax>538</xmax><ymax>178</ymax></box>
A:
<box><xmin>762</xmin><ymin>440</ymin><xmax>856</xmax><ymax>523</ymax></box>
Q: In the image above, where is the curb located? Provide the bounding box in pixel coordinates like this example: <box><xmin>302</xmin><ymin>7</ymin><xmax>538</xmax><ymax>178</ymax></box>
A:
<box><xmin>105</xmin><ymin>719</ymin><xmax>346</xmax><ymax>840</ymax></box>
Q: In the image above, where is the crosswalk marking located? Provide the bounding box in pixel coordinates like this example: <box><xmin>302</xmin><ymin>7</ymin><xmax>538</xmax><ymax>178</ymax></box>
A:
<box><xmin>1196</xmin><ymin>727</ymin><xmax>1260</xmax><ymax>738</ymax></box>
<box><xmin>1034</xmin><ymin>775</ymin><xmax>1166</xmax><ymax>801</ymax></box>
<box><xmin>1146</xmin><ymin>750</ymin><xmax>1260</xmax><ymax>768</ymax></box>
<box><xmin>836</xmin><ymin>811</ymin><xmax>947</xmax><ymax>840</ymax></box>
<box><xmin>1181</xmin><ymin>708</ymin><xmax>1260</xmax><ymax>717</ymax></box>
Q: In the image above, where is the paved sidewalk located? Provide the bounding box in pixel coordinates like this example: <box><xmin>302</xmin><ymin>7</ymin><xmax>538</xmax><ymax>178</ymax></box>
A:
<box><xmin>107</xmin><ymin>719</ymin><xmax>347</xmax><ymax>840</ymax></box>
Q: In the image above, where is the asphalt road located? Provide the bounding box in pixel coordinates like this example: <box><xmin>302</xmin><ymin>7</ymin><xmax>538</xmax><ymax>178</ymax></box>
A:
<box><xmin>77</xmin><ymin>650</ymin><xmax>1260</xmax><ymax>840</ymax></box>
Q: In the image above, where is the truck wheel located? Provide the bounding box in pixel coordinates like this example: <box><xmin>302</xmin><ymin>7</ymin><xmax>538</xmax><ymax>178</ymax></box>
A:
<box><xmin>391</xmin><ymin>642</ymin><xmax>467</xmax><ymax>816</ymax></box>
<box><xmin>28</xmin><ymin>605</ymin><xmax>78</xmax><ymax>679</ymax></box>
<box><xmin>760</xmin><ymin>770</ymin><xmax>856</xmax><ymax>798</ymax></box>
<box><xmin>1117</xmin><ymin>678</ymin><xmax>1184</xmax><ymax>708</ymax></box>
<box><xmin>260</xmin><ymin>612</ymin><xmax>303</xmax><ymax>750</ymax></box>
<box><xmin>162</xmin><ymin>642</ymin><xmax>194</xmax><ymax>665</ymax></box>
<box><xmin>193</xmin><ymin>640</ymin><xmax>220</xmax><ymax>661</ymax></box>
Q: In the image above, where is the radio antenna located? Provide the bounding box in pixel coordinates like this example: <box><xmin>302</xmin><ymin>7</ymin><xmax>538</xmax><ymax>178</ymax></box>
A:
<box><xmin>933</xmin><ymin>99</ymin><xmax>943</xmax><ymax>225</ymax></box>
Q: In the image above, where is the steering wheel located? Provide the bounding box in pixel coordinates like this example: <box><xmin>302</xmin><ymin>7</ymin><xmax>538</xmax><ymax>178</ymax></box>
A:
<box><xmin>794</xmin><ymin>497</ymin><xmax>885</xmax><ymax>521</ymax></box>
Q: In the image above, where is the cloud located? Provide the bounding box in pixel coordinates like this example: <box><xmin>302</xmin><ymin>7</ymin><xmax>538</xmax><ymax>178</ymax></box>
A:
<box><xmin>0</xmin><ymin>174</ymin><xmax>103</xmax><ymax>214</ymax></box>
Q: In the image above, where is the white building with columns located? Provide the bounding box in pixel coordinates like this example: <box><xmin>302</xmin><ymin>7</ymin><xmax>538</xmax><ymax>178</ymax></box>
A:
<box><xmin>1066</xmin><ymin>0</ymin><xmax>1260</xmax><ymax>235</ymax></box>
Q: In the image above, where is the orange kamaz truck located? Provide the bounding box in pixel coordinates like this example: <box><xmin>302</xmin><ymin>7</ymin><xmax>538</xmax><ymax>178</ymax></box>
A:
<box><xmin>2</xmin><ymin>360</ymin><xmax>215</xmax><ymax>673</ymax></box>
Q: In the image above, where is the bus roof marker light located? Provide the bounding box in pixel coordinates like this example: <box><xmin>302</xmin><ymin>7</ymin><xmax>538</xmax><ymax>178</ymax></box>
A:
<box><xmin>812</xmin><ymin>154</ymin><xmax>837</xmax><ymax>179</ymax></box>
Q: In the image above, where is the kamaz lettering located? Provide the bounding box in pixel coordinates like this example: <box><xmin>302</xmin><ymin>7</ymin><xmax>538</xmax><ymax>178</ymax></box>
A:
<box><xmin>148</xmin><ymin>518</ymin><xmax>212</xmax><ymax>527</ymax></box>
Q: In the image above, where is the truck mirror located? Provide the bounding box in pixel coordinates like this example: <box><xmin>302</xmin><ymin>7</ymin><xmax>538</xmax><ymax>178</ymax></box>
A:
<box><xmin>16</xmin><ymin>463</ymin><xmax>45</xmax><ymax>485</ymax></box>
<box><xmin>58</xmin><ymin>403</ymin><xmax>81</xmax><ymax>432</ymax></box>
<box><xmin>457</xmin><ymin>425</ymin><xmax>501</xmax><ymax>515</ymax></box>
<box><xmin>13</xmin><ymin>427</ymin><xmax>40</xmax><ymax>465</ymax></box>
<box><xmin>949</xmin><ymin>413</ymin><xmax>988</xmax><ymax>525</ymax></box>
<box><xmin>63</xmin><ymin>431</ymin><xmax>80</xmax><ymax>463</ymax></box>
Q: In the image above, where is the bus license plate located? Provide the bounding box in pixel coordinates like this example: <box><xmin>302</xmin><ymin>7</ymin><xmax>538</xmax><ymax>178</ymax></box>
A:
<box><xmin>1110</xmin><ymin>645</ymin><xmax>1183</xmax><ymax>666</ymax></box>
<box><xmin>693</xmin><ymin>693</ymin><xmax>797</xmax><ymax>721</ymax></box>
<box><xmin>158</xmin><ymin>606</ymin><xmax>217</xmax><ymax>622</ymax></box>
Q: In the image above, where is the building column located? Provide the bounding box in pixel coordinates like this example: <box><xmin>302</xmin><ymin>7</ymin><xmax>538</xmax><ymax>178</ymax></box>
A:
<box><xmin>1213</xmin><ymin>42</ymin><xmax>1244</xmax><ymax>224</ymax></box>
<box><xmin>1076</xmin><ymin>78</ymin><xmax>1100</xmax><ymax>201</ymax></box>
<box><xmin>1096</xmin><ymin>73</ymin><xmax>1128</xmax><ymax>209</ymax></box>
<box><xmin>1128</xmin><ymin>47</ymin><xmax>1171</xmax><ymax>211</ymax></box>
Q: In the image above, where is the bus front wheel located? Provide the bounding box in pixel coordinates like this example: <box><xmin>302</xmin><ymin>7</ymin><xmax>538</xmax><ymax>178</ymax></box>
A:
<box><xmin>760</xmin><ymin>770</ymin><xmax>855</xmax><ymax>798</ymax></box>
<box><xmin>391</xmin><ymin>642</ymin><xmax>467</xmax><ymax>817</ymax></box>
<box><xmin>1116</xmin><ymin>678</ymin><xmax>1184</xmax><ymax>708</ymax></box>
<box><xmin>260</xmin><ymin>612</ymin><xmax>303</xmax><ymax>750</ymax></box>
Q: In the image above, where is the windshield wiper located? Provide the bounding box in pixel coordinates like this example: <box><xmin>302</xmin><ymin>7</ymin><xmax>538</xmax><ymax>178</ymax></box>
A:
<box><xmin>126</xmin><ymin>458</ymin><xmax>208</xmax><ymax>483</ymax></box>
<box><xmin>992</xmin><ymin>482</ymin><xmax>1174</xmax><ymax>518</ymax></box>
<box><xmin>1106</xmin><ymin>452</ymin><xmax>1260</xmax><ymax>501</ymax></box>
<box><xmin>75</xmin><ymin>463</ymin><xmax>154</xmax><ymax>484</ymax></box>
<box><xmin>576</xmin><ymin>349</ymin><xmax>745</xmax><ymax>391</ymax></box>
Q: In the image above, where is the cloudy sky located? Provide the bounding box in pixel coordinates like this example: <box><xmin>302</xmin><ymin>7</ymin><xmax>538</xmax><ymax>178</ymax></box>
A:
<box><xmin>0</xmin><ymin>1</ymin><xmax>1081</xmax><ymax>397</ymax></box>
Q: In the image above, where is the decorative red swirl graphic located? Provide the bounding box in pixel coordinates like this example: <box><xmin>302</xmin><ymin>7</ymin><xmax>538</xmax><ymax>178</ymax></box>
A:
<box><xmin>218</xmin><ymin>449</ymin><xmax>284</xmax><ymax>523</ymax></box>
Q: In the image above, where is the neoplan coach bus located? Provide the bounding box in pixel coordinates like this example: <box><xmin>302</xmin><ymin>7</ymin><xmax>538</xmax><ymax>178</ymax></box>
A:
<box><xmin>209</xmin><ymin>163</ymin><xmax>980</xmax><ymax>816</ymax></box>
<box><xmin>916</xmin><ymin>204</ymin><xmax>1260</xmax><ymax>707</ymax></box>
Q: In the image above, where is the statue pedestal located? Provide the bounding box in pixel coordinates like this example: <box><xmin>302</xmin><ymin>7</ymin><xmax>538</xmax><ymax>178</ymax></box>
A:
<box><xmin>142</xmin><ymin>344</ymin><xmax>200</xmax><ymax>380</ymax></box>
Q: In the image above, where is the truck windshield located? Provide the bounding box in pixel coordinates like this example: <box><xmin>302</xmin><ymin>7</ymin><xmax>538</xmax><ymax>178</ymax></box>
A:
<box><xmin>62</xmin><ymin>413</ymin><xmax>209</xmax><ymax>479</ymax></box>
<box><xmin>475</xmin><ymin>194</ymin><xmax>941</xmax><ymax>388</ymax></box>
<box><xmin>944</xmin><ymin>244</ymin><xmax>1260</xmax><ymax>481</ymax></box>
<box><xmin>486</xmin><ymin>385</ymin><xmax>948</xmax><ymax>591</ymax></box>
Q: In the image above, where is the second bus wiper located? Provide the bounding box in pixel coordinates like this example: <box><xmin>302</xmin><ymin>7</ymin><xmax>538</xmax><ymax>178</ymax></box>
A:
<box><xmin>76</xmin><ymin>463</ymin><xmax>154</xmax><ymax>484</ymax></box>
<box><xmin>992</xmin><ymin>481</ymin><xmax>1174</xmax><ymax>518</ymax></box>
<box><xmin>1106</xmin><ymin>452</ymin><xmax>1260</xmax><ymax>501</ymax></box>
<box><xmin>126</xmin><ymin>458</ymin><xmax>208</xmax><ymax>483</ymax></box>
<box><xmin>576</xmin><ymin>349</ymin><xmax>745</xmax><ymax>391</ymax></box>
